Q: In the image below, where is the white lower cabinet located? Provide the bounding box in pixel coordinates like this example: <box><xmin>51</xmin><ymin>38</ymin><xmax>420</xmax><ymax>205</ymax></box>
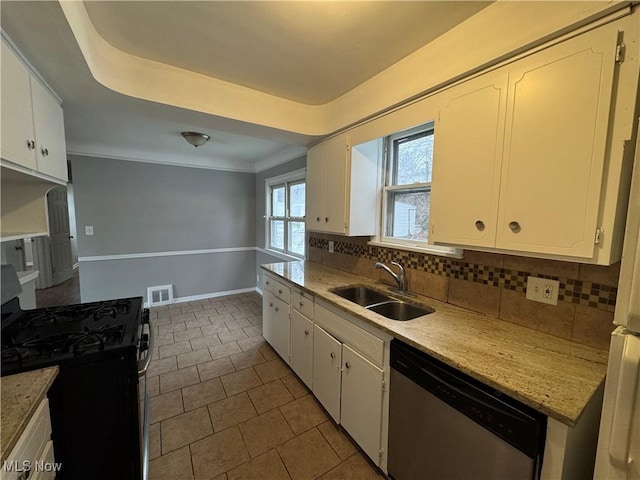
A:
<box><xmin>261</xmin><ymin>275</ymin><xmax>390</xmax><ymax>472</ymax></box>
<box><xmin>290</xmin><ymin>310</ymin><xmax>314</xmax><ymax>389</ymax></box>
<box><xmin>262</xmin><ymin>290</ymin><xmax>290</xmax><ymax>364</ymax></box>
<box><xmin>312</xmin><ymin>324</ymin><xmax>343</xmax><ymax>422</ymax></box>
<box><xmin>312</xmin><ymin>318</ymin><xmax>388</xmax><ymax>469</ymax></box>
<box><xmin>340</xmin><ymin>344</ymin><xmax>385</xmax><ymax>464</ymax></box>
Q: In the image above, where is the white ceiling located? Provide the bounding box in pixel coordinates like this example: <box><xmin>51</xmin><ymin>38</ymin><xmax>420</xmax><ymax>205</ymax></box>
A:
<box><xmin>0</xmin><ymin>1</ymin><xmax>491</xmax><ymax>172</ymax></box>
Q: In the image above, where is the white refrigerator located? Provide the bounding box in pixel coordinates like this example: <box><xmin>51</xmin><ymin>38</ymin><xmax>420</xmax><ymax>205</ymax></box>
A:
<box><xmin>594</xmin><ymin>137</ymin><xmax>640</xmax><ymax>480</ymax></box>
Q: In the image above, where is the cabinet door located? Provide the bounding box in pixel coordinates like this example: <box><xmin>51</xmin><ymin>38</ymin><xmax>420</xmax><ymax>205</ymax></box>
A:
<box><xmin>1</xmin><ymin>41</ymin><xmax>37</xmax><ymax>170</ymax></box>
<box><xmin>323</xmin><ymin>136</ymin><xmax>348</xmax><ymax>234</ymax></box>
<box><xmin>31</xmin><ymin>77</ymin><xmax>68</xmax><ymax>181</ymax></box>
<box><xmin>431</xmin><ymin>71</ymin><xmax>507</xmax><ymax>247</ymax></box>
<box><xmin>341</xmin><ymin>344</ymin><xmax>384</xmax><ymax>466</ymax></box>
<box><xmin>290</xmin><ymin>310</ymin><xmax>313</xmax><ymax>389</ymax></box>
<box><xmin>263</xmin><ymin>291</ymin><xmax>290</xmax><ymax>364</ymax></box>
<box><xmin>497</xmin><ymin>28</ymin><xmax>618</xmax><ymax>257</ymax></box>
<box><xmin>312</xmin><ymin>324</ymin><xmax>342</xmax><ymax>422</ymax></box>
<box><xmin>306</xmin><ymin>143</ymin><xmax>325</xmax><ymax>231</ymax></box>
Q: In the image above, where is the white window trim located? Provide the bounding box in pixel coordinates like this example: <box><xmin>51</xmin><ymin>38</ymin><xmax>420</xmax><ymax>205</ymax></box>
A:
<box><xmin>371</xmin><ymin>124</ymin><xmax>463</xmax><ymax>259</ymax></box>
<box><xmin>265</xmin><ymin>168</ymin><xmax>306</xmax><ymax>259</ymax></box>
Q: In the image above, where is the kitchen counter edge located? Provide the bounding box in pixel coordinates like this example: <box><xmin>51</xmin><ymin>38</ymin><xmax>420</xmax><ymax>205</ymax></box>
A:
<box><xmin>1</xmin><ymin>366</ymin><xmax>59</xmax><ymax>462</ymax></box>
<box><xmin>261</xmin><ymin>261</ymin><xmax>608</xmax><ymax>427</ymax></box>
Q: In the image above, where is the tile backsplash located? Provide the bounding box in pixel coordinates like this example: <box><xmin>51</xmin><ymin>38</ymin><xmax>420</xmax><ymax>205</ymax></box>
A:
<box><xmin>308</xmin><ymin>234</ymin><xmax>620</xmax><ymax>351</ymax></box>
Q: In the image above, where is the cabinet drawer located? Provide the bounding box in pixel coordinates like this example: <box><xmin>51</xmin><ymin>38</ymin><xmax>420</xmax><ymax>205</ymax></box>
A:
<box><xmin>263</xmin><ymin>274</ymin><xmax>291</xmax><ymax>304</ymax></box>
<box><xmin>315</xmin><ymin>304</ymin><xmax>384</xmax><ymax>367</ymax></box>
<box><xmin>292</xmin><ymin>289</ymin><xmax>314</xmax><ymax>319</ymax></box>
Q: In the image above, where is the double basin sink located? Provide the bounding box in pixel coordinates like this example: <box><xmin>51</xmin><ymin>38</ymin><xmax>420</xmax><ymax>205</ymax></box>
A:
<box><xmin>330</xmin><ymin>285</ymin><xmax>434</xmax><ymax>321</ymax></box>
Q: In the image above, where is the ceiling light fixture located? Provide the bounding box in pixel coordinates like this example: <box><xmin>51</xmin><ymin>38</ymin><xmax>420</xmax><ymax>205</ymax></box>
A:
<box><xmin>181</xmin><ymin>131</ymin><xmax>210</xmax><ymax>147</ymax></box>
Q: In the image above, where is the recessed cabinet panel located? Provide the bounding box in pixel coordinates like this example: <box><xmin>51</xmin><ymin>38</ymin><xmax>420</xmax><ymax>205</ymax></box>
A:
<box><xmin>497</xmin><ymin>29</ymin><xmax>617</xmax><ymax>257</ymax></box>
<box><xmin>290</xmin><ymin>310</ymin><xmax>314</xmax><ymax>389</ymax></box>
<box><xmin>341</xmin><ymin>344</ymin><xmax>384</xmax><ymax>465</ymax></box>
<box><xmin>431</xmin><ymin>71</ymin><xmax>507</xmax><ymax>247</ymax></box>
<box><xmin>312</xmin><ymin>324</ymin><xmax>342</xmax><ymax>422</ymax></box>
<box><xmin>1</xmin><ymin>41</ymin><xmax>37</xmax><ymax>170</ymax></box>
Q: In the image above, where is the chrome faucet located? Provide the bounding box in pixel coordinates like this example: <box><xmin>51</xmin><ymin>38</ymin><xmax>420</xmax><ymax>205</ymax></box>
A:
<box><xmin>374</xmin><ymin>261</ymin><xmax>406</xmax><ymax>292</ymax></box>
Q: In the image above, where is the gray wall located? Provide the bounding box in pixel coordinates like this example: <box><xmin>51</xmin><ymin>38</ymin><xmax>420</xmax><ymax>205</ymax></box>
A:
<box><xmin>71</xmin><ymin>155</ymin><xmax>256</xmax><ymax>302</ymax></box>
<box><xmin>255</xmin><ymin>155</ymin><xmax>307</xmax><ymax>288</ymax></box>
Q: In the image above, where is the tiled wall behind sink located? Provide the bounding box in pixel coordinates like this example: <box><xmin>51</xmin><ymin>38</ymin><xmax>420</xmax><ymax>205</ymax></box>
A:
<box><xmin>308</xmin><ymin>234</ymin><xmax>621</xmax><ymax>351</ymax></box>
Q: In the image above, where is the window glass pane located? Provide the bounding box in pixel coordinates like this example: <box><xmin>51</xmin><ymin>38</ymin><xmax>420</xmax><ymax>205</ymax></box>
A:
<box><xmin>394</xmin><ymin>132</ymin><xmax>434</xmax><ymax>185</ymax></box>
<box><xmin>270</xmin><ymin>220</ymin><xmax>285</xmax><ymax>249</ymax></box>
<box><xmin>289</xmin><ymin>183</ymin><xmax>306</xmax><ymax>217</ymax></box>
<box><xmin>288</xmin><ymin>221</ymin><xmax>305</xmax><ymax>256</ymax></box>
<box><xmin>272</xmin><ymin>186</ymin><xmax>286</xmax><ymax>217</ymax></box>
<box><xmin>386</xmin><ymin>190</ymin><xmax>430</xmax><ymax>241</ymax></box>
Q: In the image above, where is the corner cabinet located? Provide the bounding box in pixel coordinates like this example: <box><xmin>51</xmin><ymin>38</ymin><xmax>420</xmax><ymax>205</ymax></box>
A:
<box><xmin>306</xmin><ymin>135</ymin><xmax>380</xmax><ymax>236</ymax></box>
<box><xmin>430</xmin><ymin>20</ymin><xmax>638</xmax><ymax>265</ymax></box>
<box><xmin>1</xmin><ymin>39</ymin><xmax>68</xmax><ymax>183</ymax></box>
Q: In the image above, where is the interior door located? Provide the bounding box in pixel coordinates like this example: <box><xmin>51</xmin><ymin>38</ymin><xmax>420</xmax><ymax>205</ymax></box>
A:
<box><xmin>48</xmin><ymin>187</ymin><xmax>74</xmax><ymax>285</ymax></box>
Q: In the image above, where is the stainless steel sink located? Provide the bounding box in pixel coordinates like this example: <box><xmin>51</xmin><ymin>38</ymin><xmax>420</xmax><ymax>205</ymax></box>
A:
<box><xmin>330</xmin><ymin>285</ymin><xmax>434</xmax><ymax>321</ymax></box>
<box><xmin>367</xmin><ymin>301</ymin><xmax>434</xmax><ymax>321</ymax></box>
<box><xmin>331</xmin><ymin>285</ymin><xmax>393</xmax><ymax>307</ymax></box>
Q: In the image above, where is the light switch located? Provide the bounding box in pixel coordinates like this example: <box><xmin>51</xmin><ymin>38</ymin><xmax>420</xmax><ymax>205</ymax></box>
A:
<box><xmin>328</xmin><ymin>241</ymin><xmax>334</xmax><ymax>253</ymax></box>
<box><xmin>85</xmin><ymin>226</ymin><xmax>94</xmax><ymax>236</ymax></box>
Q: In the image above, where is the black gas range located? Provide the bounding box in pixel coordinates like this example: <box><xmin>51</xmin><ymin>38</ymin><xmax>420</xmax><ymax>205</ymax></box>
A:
<box><xmin>1</xmin><ymin>266</ymin><xmax>153</xmax><ymax>480</ymax></box>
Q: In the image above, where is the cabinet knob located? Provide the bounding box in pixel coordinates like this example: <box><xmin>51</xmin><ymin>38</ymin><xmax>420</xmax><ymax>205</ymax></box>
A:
<box><xmin>275</xmin><ymin>307</ymin><xmax>279</xmax><ymax>312</ymax></box>
<box><xmin>269</xmin><ymin>302</ymin><xmax>274</xmax><ymax>307</ymax></box>
<box><xmin>304</xmin><ymin>330</ymin><xmax>309</xmax><ymax>336</ymax></box>
<box><xmin>330</xmin><ymin>352</ymin><xmax>335</xmax><ymax>359</ymax></box>
<box><xmin>41</xmin><ymin>147</ymin><xmax>49</xmax><ymax>157</ymax></box>
<box><xmin>26</xmin><ymin>139</ymin><xmax>35</xmax><ymax>150</ymax></box>
<box><xmin>279</xmin><ymin>289</ymin><xmax>283</xmax><ymax>294</ymax></box>
<box><xmin>325</xmin><ymin>217</ymin><xmax>329</xmax><ymax>222</ymax></box>
<box><xmin>508</xmin><ymin>221</ymin><xmax>521</xmax><ymax>233</ymax></box>
<box><xmin>475</xmin><ymin>220</ymin><xmax>485</xmax><ymax>231</ymax></box>
<box><xmin>345</xmin><ymin>362</ymin><xmax>351</xmax><ymax>369</ymax></box>
<box><xmin>299</xmin><ymin>301</ymin><xmax>304</xmax><ymax>307</ymax></box>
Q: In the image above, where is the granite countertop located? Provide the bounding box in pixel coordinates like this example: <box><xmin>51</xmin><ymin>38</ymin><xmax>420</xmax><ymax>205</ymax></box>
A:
<box><xmin>262</xmin><ymin>261</ymin><xmax>609</xmax><ymax>427</ymax></box>
<box><xmin>1</xmin><ymin>367</ymin><xmax>59</xmax><ymax>461</ymax></box>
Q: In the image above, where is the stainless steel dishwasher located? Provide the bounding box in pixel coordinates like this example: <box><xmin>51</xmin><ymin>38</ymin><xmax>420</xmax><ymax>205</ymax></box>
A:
<box><xmin>388</xmin><ymin>340</ymin><xmax>547</xmax><ymax>480</ymax></box>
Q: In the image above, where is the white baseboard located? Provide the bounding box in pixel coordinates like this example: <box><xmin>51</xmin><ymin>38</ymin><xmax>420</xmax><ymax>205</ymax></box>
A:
<box><xmin>144</xmin><ymin>287</ymin><xmax>259</xmax><ymax>308</ymax></box>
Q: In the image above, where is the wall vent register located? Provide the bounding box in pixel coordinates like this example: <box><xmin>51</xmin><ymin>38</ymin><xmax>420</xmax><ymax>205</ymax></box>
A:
<box><xmin>147</xmin><ymin>284</ymin><xmax>173</xmax><ymax>306</ymax></box>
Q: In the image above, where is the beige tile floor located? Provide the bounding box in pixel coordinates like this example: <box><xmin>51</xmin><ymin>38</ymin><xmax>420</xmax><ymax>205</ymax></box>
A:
<box><xmin>146</xmin><ymin>292</ymin><xmax>385</xmax><ymax>480</ymax></box>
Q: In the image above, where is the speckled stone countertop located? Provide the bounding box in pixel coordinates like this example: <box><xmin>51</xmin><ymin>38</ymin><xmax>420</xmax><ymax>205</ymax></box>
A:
<box><xmin>262</xmin><ymin>261</ymin><xmax>609</xmax><ymax>427</ymax></box>
<box><xmin>1</xmin><ymin>367</ymin><xmax>58</xmax><ymax>461</ymax></box>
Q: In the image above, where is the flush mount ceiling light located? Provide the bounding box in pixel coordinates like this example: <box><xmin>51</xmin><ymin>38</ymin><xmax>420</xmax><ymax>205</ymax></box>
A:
<box><xmin>181</xmin><ymin>131</ymin><xmax>210</xmax><ymax>147</ymax></box>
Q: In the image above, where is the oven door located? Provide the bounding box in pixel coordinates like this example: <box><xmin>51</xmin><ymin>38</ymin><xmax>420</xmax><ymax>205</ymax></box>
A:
<box><xmin>137</xmin><ymin>313</ymin><xmax>154</xmax><ymax>480</ymax></box>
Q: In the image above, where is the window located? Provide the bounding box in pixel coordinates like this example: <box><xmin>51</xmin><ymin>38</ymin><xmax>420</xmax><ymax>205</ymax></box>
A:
<box><xmin>267</xmin><ymin>170</ymin><xmax>306</xmax><ymax>258</ymax></box>
<box><xmin>382</xmin><ymin>124</ymin><xmax>434</xmax><ymax>247</ymax></box>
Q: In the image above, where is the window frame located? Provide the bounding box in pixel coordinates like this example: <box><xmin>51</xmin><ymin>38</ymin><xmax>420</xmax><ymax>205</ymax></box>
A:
<box><xmin>265</xmin><ymin>168</ymin><xmax>306</xmax><ymax>259</ymax></box>
<box><xmin>374</xmin><ymin>123</ymin><xmax>463</xmax><ymax>258</ymax></box>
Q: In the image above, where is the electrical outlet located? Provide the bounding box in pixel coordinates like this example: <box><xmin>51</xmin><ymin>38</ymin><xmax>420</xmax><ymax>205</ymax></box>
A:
<box><xmin>328</xmin><ymin>241</ymin><xmax>334</xmax><ymax>253</ymax></box>
<box><xmin>525</xmin><ymin>276</ymin><xmax>559</xmax><ymax>305</ymax></box>
<box><xmin>85</xmin><ymin>226</ymin><xmax>94</xmax><ymax>236</ymax></box>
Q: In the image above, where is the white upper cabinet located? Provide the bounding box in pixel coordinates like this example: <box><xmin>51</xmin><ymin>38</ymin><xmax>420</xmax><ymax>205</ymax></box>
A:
<box><xmin>1</xmin><ymin>39</ymin><xmax>67</xmax><ymax>183</ymax></box>
<box><xmin>431</xmin><ymin>70</ymin><xmax>507</xmax><ymax>248</ymax></box>
<box><xmin>431</xmin><ymin>22</ymin><xmax>630</xmax><ymax>264</ymax></box>
<box><xmin>1</xmin><ymin>41</ymin><xmax>38</xmax><ymax>171</ymax></box>
<box><xmin>31</xmin><ymin>77</ymin><xmax>68</xmax><ymax>181</ymax></box>
<box><xmin>306</xmin><ymin>135</ymin><xmax>380</xmax><ymax>236</ymax></box>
